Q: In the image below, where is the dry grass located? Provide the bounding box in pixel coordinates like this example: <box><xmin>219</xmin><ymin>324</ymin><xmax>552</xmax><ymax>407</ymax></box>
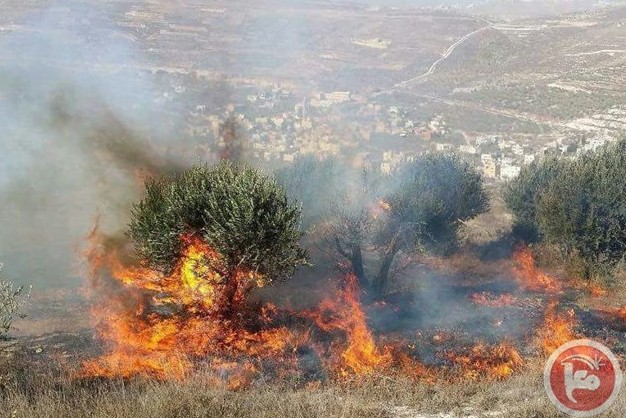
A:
<box><xmin>458</xmin><ymin>192</ymin><xmax>513</xmax><ymax>248</ymax></box>
<box><xmin>1</xmin><ymin>358</ymin><xmax>625</xmax><ymax>418</ymax></box>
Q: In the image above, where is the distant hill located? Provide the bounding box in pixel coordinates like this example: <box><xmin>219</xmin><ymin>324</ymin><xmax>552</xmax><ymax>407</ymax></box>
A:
<box><xmin>323</xmin><ymin>0</ymin><xmax>625</xmax><ymax>18</ymax></box>
<box><xmin>476</xmin><ymin>0</ymin><xmax>626</xmax><ymax>18</ymax></box>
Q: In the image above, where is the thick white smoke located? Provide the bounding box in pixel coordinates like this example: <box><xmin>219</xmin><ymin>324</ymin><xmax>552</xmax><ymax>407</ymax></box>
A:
<box><xmin>0</xmin><ymin>4</ymin><xmax>186</xmax><ymax>287</ymax></box>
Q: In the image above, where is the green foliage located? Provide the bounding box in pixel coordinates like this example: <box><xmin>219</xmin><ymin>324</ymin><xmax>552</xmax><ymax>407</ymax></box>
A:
<box><xmin>276</xmin><ymin>153</ymin><xmax>489</xmax><ymax>294</ymax></box>
<box><xmin>389</xmin><ymin>153</ymin><xmax>490</xmax><ymax>256</ymax></box>
<box><xmin>0</xmin><ymin>266</ymin><xmax>29</xmax><ymax>339</ymax></box>
<box><xmin>503</xmin><ymin>154</ymin><xmax>562</xmax><ymax>242</ymax></box>
<box><xmin>128</xmin><ymin>162</ymin><xmax>308</xmax><ymax>284</ymax></box>
<box><xmin>505</xmin><ymin>139</ymin><xmax>626</xmax><ymax>279</ymax></box>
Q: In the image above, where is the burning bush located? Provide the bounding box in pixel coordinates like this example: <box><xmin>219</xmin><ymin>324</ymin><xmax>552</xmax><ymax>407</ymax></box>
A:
<box><xmin>128</xmin><ymin>161</ymin><xmax>308</xmax><ymax>283</ymax></box>
<box><xmin>0</xmin><ymin>265</ymin><xmax>30</xmax><ymax>339</ymax></box>
<box><xmin>83</xmin><ymin>162</ymin><xmax>310</xmax><ymax>381</ymax></box>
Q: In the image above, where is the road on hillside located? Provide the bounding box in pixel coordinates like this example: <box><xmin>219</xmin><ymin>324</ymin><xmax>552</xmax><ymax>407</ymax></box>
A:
<box><xmin>394</xmin><ymin>25</ymin><xmax>493</xmax><ymax>88</ymax></box>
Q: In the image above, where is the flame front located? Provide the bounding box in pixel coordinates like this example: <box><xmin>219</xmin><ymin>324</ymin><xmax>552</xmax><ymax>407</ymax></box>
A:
<box><xmin>536</xmin><ymin>301</ymin><xmax>578</xmax><ymax>356</ymax></box>
<box><xmin>79</xmin><ymin>230</ymin><xmax>603</xmax><ymax>387</ymax></box>
<box><xmin>443</xmin><ymin>342</ymin><xmax>524</xmax><ymax>381</ymax></box>
<box><xmin>512</xmin><ymin>246</ymin><xmax>562</xmax><ymax>294</ymax></box>
<box><xmin>82</xmin><ymin>232</ymin><xmax>301</xmax><ymax>385</ymax></box>
<box><xmin>303</xmin><ymin>274</ymin><xmax>393</xmax><ymax>377</ymax></box>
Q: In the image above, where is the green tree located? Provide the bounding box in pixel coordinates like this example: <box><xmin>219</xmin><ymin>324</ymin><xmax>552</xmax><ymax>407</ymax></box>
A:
<box><xmin>364</xmin><ymin>153</ymin><xmax>489</xmax><ymax>294</ymax></box>
<box><xmin>537</xmin><ymin>141</ymin><xmax>626</xmax><ymax>278</ymax></box>
<box><xmin>505</xmin><ymin>139</ymin><xmax>626</xmax><ymax>279</ymax></box>
<box><xmin>278</xmin><ymin>153</ymin><xmax>489</xmax><ymax>296</ymax></box>
<box><xmin>128</xmin><ymin>162</ymin><xmax>308</xmax><ymax>285</ymax></box>
<box><xmin>503</xmin><ymin>154</ymin><xmax>562</xmax><ymax>242</ymax></box>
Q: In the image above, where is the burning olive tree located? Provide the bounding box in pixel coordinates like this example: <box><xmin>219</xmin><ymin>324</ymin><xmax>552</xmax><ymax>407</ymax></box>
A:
<box><xmin>278</xmin><ymin>153</ymin><xmax>489</xmax><ymax>295</ymax></box>
<box><xmin>128</xmin><ymin>161</ymin><xmax>308</xmax><ymax>284</ymax></box>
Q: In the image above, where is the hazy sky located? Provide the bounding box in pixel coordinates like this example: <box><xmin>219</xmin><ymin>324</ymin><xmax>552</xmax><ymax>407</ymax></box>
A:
<box><xmin>326</xmin><ymin>0</ymin><xmax>480</xmax><ymax>4</ymax></box>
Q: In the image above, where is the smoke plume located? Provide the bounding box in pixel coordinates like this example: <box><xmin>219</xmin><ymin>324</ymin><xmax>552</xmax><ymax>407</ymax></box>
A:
<box><xmin>0</xmin><ymin>5</ymin><xmax>186</xmax><ymax>287</ymax></box>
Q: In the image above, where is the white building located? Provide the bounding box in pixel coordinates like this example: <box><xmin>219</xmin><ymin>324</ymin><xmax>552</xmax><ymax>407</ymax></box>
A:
<box><xmin>500</xmin><ymin>163</ymin><xmax>521</xmax><ymax>180</ymax></box>
<box><xmin>459</xmin><ymin>145</ymin><xmax>477</xmax><ymax>154</ymax></box>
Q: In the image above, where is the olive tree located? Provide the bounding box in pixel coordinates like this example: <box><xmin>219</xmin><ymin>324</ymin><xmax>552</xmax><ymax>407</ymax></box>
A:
<box><xmin>368</xmin><ymin>153</ymin><xmax>489</xmax><ymax>293</ymax></box>
<box><xmin>278</xmin><ymin>153</ymin><xmax>489</xmax><ymax>296</ymax></box>
<box><xmin>505</xmin><ymin>139</ymin><xmax>626</xmax><ymax>279</ymax></box>
<box><xmin>128</xmin><ymin>162</ymin><xmax>308</xmax><ymax>286</ymax></box>
<box><xmin>503</xmin><ymin>154</ymin><xmax>562</xmax><ymax>242</ymax></box>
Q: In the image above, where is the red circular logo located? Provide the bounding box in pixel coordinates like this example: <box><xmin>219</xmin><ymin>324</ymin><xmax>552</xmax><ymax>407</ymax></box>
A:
<box><xmin>544</xmin><ymin>339</ymin><xmax>623</xmax><ymax>417</ymax></box>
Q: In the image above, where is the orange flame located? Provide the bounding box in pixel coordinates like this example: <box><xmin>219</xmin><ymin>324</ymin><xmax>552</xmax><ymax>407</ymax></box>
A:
<box><xmin>81</xmin><ymin>231</ymin><xmax>301</xmax><ymax>385</ymax></box>
<box><xmin>596</xmin><ymin>306</ymin><xmax>626</xmax><ymax>329</ymax></box>
<box><xmin>535</xmin><ymin>301</ymin><xmax>578</xmax><ymax>356</ymax></box>
<box><xmin>304</xmin><ymin>275</ymin><xmax>393</xmax><ymax>377</ymax></box>
<box><xmin>79</xmin><ymin>228</ymin><xmax>582</xmax><ymax>386</ymax></box>
<box><xmin>512</xmin><ymin>247</ymin><xmax>562</xmax><ymax>294</ymax></box>
<box><xmin>442</xmin><ymin>341</ymin><xmax>524</xmax><ymax>381</ymax></box>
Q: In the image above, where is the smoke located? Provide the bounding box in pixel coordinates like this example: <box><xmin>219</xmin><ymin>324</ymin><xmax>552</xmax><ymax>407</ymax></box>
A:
<box><xmin>0</xmin><ymin>5</ymin><xmax>187</xmax><ymax>287</ymax></box>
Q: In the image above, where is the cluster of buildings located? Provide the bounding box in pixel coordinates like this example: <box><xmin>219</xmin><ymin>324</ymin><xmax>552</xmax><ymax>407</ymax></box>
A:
<box><xmin>165</xmin><ymin>73</ymin><xmax>622</xmax><ymax>183</ymax></box>
<box><xmin>184</xmin><ymin>85</ymin><xmax>355</xmax><ymax>164</ymax></box>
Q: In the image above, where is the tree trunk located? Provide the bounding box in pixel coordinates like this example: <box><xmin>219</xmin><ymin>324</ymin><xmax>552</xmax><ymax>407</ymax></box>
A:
<box><xmin>219</xmin><ymin>270</ymin><xmax>249</xmax><ymax>324</ymax></box>
<box><xmin>373</xmin><ymin>252</ymin><xmax>394</xmax><ymax>296</ymax></box>
<box><xmin>350</xmin><ymin>243</ymin><xmax>367</xmax><ymax>290</ymax></box>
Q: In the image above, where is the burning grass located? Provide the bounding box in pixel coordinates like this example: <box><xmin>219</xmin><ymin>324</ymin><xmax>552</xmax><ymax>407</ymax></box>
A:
<box><xmin>511</xmin><ymin>246</ymin><xmax>563</xmax><ymax>294</ymax></box>
<box><xmin>83</xmin><ymin>231</ymin><xmax>307</xmax><ymax>385</ymax></box>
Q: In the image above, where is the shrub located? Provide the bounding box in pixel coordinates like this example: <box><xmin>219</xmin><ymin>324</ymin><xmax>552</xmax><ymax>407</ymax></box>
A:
<box><xmin>0</xmin><ymin>265</ymin><xmax>30</xmax><ymax>339</ymax></box>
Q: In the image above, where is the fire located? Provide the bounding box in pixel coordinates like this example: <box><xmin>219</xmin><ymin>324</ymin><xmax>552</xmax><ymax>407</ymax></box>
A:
<box><xmin>570</xmin><ymin>280</ymin><xmax>607</xmax><ymax>297</ymax></box>
<box><xmin>512</xmin><ymin>246</ymin><xmax>562</xmax><ymax>294</ymax></box>
<box><xmin>304</xmin><ymin>274</ymin><xmax>393</xmax><ymax>377</ymax></box>
<box><xmin>535</xmin><ymin>301</ymin><xmax>578</xmax><ymax>355</ymax></box>
<box><xmin>601</xmin><ymin>306</ymin><xmax>626</xmax><ymax>320</ymax></box>
<box><xmin>79</xmin><ymin>227</ymin><xmax>601</xmax><ymax>387</ymax></box>
<box><xmin>82</xmin><ymin>229</ymin><xmax>398</xmax><ymax>385</ymax></box>
<box><xmin>596</xmin><ymin>306</ymin><xmax>626</xmax><ymax>329</ymax></box>
<box><xmin>442</xmin><ymin>342</ymin><xmax>524</xmax><ymax>381</ymax></box>
<box><xmin>81</xmin><ymin>230</ymin><xmax>302</xmax><ymax>384</ymax></box>
<box><xmin>470</xmin><ymin>292</ymin><xmax>518</xmax><ymax>308</ymax></box>
<box><xmin>378</xmin><ymin>200</ymin><xmax>391</xmax><ymax>211</ymax></box>
<box><xmin>584</xmin><ymin>283</ymin><xmax>608</xmax><ymax>297</ymax></box>
<box><xmin>370</xmin><ymin>199</ymin><xmax>392</xmax><ymax>219</ymax></box>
